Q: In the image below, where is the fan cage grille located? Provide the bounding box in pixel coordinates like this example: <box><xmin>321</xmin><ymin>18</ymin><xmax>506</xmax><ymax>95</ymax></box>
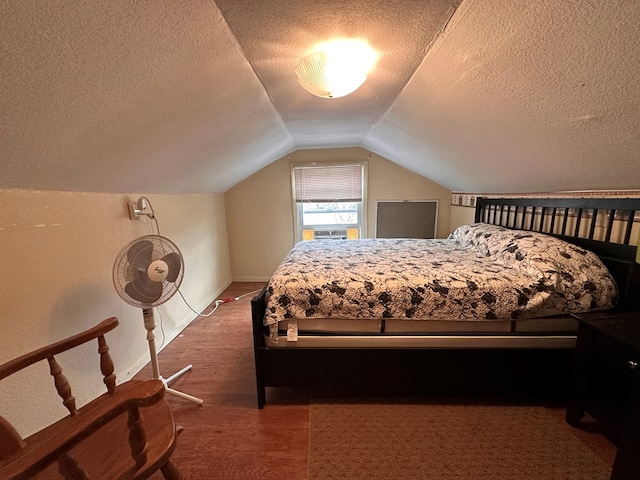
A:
<box><xmin>113</xmin><ymin>235</ymin><xmax>184</xmax><ymax>308</ymax></box>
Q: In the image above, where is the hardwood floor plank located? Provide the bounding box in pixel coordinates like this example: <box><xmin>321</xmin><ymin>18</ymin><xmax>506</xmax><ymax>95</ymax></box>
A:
<box><xmin>138</xmin><ymin>283</ymin><xmax>308</xmax><ymax>480</ymax></box>
<box><xmin>136</xmin><ymin>282</ymin><xmax>614</xmax><ymax>479</ymax></box>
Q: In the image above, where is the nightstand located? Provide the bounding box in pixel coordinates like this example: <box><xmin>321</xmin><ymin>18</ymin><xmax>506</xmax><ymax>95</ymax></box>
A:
<box><xmin>566</xmin><ymin>311</ymin><xmax>640</xmax><ymax>479</ymax></box>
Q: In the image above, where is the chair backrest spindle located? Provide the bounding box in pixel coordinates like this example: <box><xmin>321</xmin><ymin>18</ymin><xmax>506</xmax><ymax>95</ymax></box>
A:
<box><xmin>98</xmin><ymin>335</ymin><xmax>116</xmax><ymax>394</ymax></box>
<box><xmin>47</xmin><ymin>356</ymin><xmax>77</xmax><ymax>416</ymax></box>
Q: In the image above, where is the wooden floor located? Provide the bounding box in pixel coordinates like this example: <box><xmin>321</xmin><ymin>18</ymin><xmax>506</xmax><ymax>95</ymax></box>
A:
<box><xmin>137</xmin><ymin>282</ymin><xmax>616</xmax><ymax>479</ymax></box>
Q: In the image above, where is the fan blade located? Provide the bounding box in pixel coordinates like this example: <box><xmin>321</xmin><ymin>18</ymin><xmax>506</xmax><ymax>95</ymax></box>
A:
<box><xmin>162</xmin><ymin>252</ymin><xmax>182</xmax><ymax>283</ymax></box>
<box><xmin>127</xmin><ymin>240</ymin><xmax>154</xmax><ymax>274</ymax></box>
<box><xmin>125</xmin><ymin>278</ymin><xmax>163</xmax><ymax>305</ymax></box>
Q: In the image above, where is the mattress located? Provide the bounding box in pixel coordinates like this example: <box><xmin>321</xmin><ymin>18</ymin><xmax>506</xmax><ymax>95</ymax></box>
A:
<box><xmin>264</xmin><ymin>223</ymin><xmax>618</xmax><ymax>342</ymax></box>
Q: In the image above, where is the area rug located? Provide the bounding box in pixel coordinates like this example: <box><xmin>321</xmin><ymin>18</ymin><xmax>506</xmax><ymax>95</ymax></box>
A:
<box><xmin>308</xmin><ymin>399</ymin><xmax>611</xmax><ymax>479</ymax></box>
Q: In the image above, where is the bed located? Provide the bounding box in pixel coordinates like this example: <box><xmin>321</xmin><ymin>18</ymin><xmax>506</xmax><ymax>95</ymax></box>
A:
<box><xmin>252</xmin><ymin>197</ymin><xmax>640</xmax><ymax>408</ymax></box>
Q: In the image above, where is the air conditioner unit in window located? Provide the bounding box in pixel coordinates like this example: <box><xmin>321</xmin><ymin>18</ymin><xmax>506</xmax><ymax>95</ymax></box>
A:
<box><xmin>313</xmin><ymin>229</ymin><xmax>348</xmax><ymax>240</ymax></box>
<box><xmin>301</xmin><ymin>228</ymin><xmax>360</xmax><ymax>241</ymax></box>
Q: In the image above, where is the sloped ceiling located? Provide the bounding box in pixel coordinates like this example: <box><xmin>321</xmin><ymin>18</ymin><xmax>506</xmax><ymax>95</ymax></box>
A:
<box><xmin>1</xmin><ymin>0</ymin><xmax>639</xmax><ymax>194</ymax></box>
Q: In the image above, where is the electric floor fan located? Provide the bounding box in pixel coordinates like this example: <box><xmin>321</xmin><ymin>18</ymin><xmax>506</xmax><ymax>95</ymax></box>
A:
<box><xmin>113</xmin><ymin>235</ymin><xmax>203</xmax><ymax>405</ymax></box>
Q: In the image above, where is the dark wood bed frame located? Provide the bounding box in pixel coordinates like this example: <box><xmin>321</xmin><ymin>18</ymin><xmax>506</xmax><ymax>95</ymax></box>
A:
<box><xmin>251</xmin><ymin>197</ymin><xmax>640</xmax><ymax>408</ymax></box>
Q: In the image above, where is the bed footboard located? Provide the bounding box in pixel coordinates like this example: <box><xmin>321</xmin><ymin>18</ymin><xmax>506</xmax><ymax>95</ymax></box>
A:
<box><xmin>251</xmin><ymin>287</ymin><xmax>573</xmax><ymax>408</ymax></box>
<box><xmin>251</xmin><ymin>287</ymin><xmax>268</xmax><ymax>408</ymax></box>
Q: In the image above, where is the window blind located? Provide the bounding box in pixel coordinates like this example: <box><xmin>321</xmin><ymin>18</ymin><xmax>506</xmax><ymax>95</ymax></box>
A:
<box><xmin>293</xmin><ymin>164</ymin><xmax>363</xmax><ymax>202</ymax></box>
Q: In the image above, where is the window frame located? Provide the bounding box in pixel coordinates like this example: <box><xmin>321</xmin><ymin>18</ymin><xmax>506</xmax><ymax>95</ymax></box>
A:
<box><xmin>291</xmin><ymin>161</ymin><xmax>368</xmax><ymax>242</ymax></box>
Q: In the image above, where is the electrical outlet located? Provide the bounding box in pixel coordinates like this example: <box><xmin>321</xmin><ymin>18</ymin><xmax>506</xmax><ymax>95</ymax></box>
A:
<box><xmin>128</xmin><ymin>202</ymin><xmax>141</xmax><ymax>220</ymax></box>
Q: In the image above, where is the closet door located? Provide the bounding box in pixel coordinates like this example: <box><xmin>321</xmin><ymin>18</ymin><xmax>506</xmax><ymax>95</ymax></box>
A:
<box><xmin>375</xmin><ymin>201</ymin><xmax>438</xmax><ymax>239</ymax></box>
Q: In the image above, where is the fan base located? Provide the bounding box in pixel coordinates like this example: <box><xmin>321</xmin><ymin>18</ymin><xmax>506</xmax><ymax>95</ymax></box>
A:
<box><xmin>143</xmin><ymin>308</ymin><xmax>203</xmax><ymax>405</ymax></box>
<box><xmin>161</xmin><ymin>365</ymin><xmax>203</xmax><ymax>405</ymax></box>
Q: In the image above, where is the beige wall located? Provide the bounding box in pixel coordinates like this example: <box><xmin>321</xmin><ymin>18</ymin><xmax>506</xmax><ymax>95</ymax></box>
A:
<box><xmin>225</xmin><ymin>147</ymin><xmax>452</xmax><ymax>281</ymax></box>
<box><xmin>449</xmin><ymin>205</ymin><xmax>477</xmax><ymax>232</ymax></box>
<box><xmin>0</xmin><ymin>189</ymin><xmax>231</xmax><ymax>437</ymax></box>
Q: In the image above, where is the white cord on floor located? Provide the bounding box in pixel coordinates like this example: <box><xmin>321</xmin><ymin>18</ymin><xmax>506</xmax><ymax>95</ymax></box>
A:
<box><xmin>178</xmin><ymin>287</ymin><xmax>263</xmax><ymax>318</ymax></box>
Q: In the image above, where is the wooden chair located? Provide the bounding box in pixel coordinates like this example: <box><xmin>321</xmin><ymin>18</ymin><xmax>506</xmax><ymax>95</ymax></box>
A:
<box><xmin>0</xmin><ymin>317</ymin><xmax>183</xmax><ymax>479</ymax></box>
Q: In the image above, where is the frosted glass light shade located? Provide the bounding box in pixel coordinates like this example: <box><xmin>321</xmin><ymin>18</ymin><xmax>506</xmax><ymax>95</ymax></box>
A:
<box><xmin>295</xmin><ymin>51</ymin><xmax>368</xmax><ymax>99</ymax></box>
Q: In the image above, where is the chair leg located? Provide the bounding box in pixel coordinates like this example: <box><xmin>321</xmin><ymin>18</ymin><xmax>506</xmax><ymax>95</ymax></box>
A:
<box><xmin>57</xmin><ymin>453</ymin><xmax>89</xmax><ymax>479</ymax></box>
<box><xmin>160</xmin><ymin>460</ymin><xmax>184</xmax><ymax>480</ymax></box>
<box><xmin>127</xmin><ymin>407</ymin><xmax>149</xmax><ymax>467</ymax></box>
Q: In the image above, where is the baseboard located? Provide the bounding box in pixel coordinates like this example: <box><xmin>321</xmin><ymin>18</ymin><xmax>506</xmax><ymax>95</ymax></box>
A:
<box><xmin>121</xmin><ymin>280</ymin><xmax>232</xmax><ymax>381</ymax></box>
<box><xmin>232</xmin><ymin>276</ymin><xmax>271</xmax><ymax>282</ymax></box>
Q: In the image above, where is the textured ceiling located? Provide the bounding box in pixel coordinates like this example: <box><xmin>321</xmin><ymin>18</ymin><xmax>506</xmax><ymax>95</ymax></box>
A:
<box><xmin>1</xmin><ymin>0</ymin><xmax>639</xmax><ymax>194</ymax></box>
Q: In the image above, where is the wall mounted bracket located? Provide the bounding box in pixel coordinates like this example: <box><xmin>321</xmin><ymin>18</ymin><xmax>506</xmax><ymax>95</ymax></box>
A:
<box><xmin>127</xmin><ymin>197</ymin><xmax>150</xmax><ymax>220</ymax></box>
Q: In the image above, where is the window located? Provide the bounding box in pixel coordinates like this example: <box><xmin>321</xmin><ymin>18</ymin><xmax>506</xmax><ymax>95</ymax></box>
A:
<box><xmin>292</xmin><ymin>162</ymin><xmax>367</xmax><ymax>241</ymax></box>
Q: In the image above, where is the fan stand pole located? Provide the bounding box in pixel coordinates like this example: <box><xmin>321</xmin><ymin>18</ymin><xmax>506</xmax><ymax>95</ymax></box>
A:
<box><xmin>143</xmin><ymin>308</ymin><xmax>203</xmax><ymax>405</ymax></box>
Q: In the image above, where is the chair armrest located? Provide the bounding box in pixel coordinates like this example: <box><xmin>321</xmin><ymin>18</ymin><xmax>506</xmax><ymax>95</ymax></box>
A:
<box><xmin>0</xmin><ymin>379</ymin><xmax>165</xmax><ymax>480</ymax></box>
<box><xmin>0</xmin><ymin>317</ymin><xmax>119</xmax><ymax>381</ymax></box>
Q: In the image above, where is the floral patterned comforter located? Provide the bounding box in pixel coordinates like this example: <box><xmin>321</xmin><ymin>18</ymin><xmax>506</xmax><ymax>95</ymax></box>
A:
<box><xmin>264</xmin><ymin>223</ymin><xmax>618</xmax><ymax>340</ymax></box>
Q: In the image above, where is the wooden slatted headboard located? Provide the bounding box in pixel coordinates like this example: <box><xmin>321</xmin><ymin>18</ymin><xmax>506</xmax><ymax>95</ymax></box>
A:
<box><xmin>475</xmin><ymin>197</ymin><xmax>640</xmax><ymax>311</ymax></box>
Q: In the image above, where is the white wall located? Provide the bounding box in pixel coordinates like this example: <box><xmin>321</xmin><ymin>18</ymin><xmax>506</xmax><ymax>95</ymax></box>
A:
<box><xmin>0</xmin><ymin>189</ymin><xmax>231</xmax><ymax>437</ymax></box>
<box><xmin>225</xmin><ymin>147</ymin><xmax>452</xmax><ymax>281</ymax></box>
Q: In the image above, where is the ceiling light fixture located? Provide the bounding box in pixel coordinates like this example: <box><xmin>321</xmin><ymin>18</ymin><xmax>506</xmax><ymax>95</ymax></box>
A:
<box><xmin>295</xmin><ymin>39</ymin><xmax>378</xmax><ymax>99</ymax></box>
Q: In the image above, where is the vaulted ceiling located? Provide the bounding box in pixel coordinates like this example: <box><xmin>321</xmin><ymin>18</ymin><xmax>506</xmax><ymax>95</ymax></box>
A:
<box><xmin>2</xmin><ymin>1</ymin><xmax>639</xmax><ymax>194</ymax></box>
